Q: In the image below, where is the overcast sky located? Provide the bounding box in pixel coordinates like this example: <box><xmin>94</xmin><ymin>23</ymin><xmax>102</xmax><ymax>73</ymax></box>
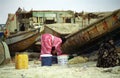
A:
<box><xmin>0</xmin><ymin>0</ymin><xmax>120</xmax><ymax>24</ymax></box>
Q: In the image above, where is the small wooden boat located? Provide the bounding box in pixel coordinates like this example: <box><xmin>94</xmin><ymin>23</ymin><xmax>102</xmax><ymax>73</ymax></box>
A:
<box><xmin>5</xmin><ymin>28</ymin><xmax>40</xmax><ymax>55</ymax></box>
<box><xmin>0</xmin><ymin>41</ymin><xmax>11</xmax><ymax>65</ymax></box>
<box><xmin>0</xmin><ymin>41</ymin><xmax>5</xmax><ymax>64</ymax></box>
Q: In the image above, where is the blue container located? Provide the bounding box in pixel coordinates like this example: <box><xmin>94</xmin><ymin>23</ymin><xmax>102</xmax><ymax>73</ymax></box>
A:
<box><xmin>41</xmin><ymin>54</ymin><xmax>52</xmax><ymax>66</ymax></box>
<box><xmin>52</xmin><ymin>56</ymin><xmax>58</xmax><ymax>64</ymax></box>
<box><xmin>0</xmin><ymin>32</ymin><xmax>4</xmax><ymax>37</ymax></box>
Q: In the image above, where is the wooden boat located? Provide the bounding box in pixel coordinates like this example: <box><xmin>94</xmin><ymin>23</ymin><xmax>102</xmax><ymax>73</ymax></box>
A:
<box><xmin>5</xmin><ymin>28</ymin><xmax>40</xmax><ymax>55</ymax></box>
<box><xmin>44</xmin><ymin>23</ymin><xmax>81</xmax><ymax>38</ymax></box>
<box><xmin>62</xmin><ymin>9</ymin><xmax>120</xmax><ymax>54</ymax></box>
<box><xmin>0</xmin><ymin>41</ymin><xmax>5</xmax><ymax>64</ymax></box>
<box><xmin>0</xmin><ymin>41</ymin><xmax>11</xmax><ymax>65</ymax></box>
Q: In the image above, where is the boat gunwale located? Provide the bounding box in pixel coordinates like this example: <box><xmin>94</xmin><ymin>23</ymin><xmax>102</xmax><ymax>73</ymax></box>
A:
<box><xmin>7</xmin><ymin>28</ymin><xmax>40</xmax><ymax>39</ymax></box>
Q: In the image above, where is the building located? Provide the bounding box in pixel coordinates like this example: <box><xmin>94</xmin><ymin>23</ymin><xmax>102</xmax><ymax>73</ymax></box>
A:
<box><xmin>5</xmin><ymin>8</ymin><xmax>75</xmax><ymax>33</ymax></box>
<box><xmin>30</xmin><ymin>10</ymin><xmax>75</xmax><ymax>25</ymax></box>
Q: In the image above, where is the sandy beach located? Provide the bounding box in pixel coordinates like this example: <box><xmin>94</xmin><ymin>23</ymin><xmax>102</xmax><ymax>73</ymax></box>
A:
<box><xmin>0</xmin><ymin>61</ymin><xmax>120</xmax><ymax>78</ymax></box>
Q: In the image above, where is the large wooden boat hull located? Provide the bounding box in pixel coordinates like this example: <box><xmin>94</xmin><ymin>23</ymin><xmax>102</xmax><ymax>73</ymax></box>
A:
<box><xmin>62</xmin><ymin>9</ymin><xmax>120</xmax><ymax>54</ymax></box>
<box><xmin>5</xmin><ymin>28</ymin><xmax>40</xmax><ymax>55</ymax></box>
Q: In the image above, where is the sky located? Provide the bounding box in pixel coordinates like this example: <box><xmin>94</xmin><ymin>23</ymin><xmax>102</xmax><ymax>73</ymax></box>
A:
<box><xmin>0</xmin><ymin>0</ymin><xmax>120</xmax><ymax>24</ymax></box>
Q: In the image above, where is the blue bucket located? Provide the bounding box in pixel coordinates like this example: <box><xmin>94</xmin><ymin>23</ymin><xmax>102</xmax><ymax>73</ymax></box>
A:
<box><xmin>41</xmin><ymin>54</ymin><xmax>52</xmax><ymax>66</ymax></box>
<box><xmin>52</xmin><ymin>56</ymin><xmax>58</xmax><ymax>64</ymax></box>
<box><xmin>0</xmin><ymin>32</ymin><xmax>4</xmax><ymax>37</ymax></box>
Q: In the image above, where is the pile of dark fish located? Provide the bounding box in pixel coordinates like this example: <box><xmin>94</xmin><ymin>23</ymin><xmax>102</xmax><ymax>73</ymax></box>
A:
<box><xmin>97</xmin><ymin>40</ymin><xmax>120</xmax><ymax>68</ymax></box>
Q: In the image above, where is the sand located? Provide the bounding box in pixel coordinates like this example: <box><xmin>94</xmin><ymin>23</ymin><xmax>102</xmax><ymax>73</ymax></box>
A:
<box><xmin>0</xmin><ymin>61</ymin><xmax>120</xmax><ymax>78</ymax></box>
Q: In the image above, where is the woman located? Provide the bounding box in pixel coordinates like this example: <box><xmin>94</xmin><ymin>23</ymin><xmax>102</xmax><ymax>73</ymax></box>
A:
<box><xmin>40</xmin><ymin>33</ymin><xmax>62</xmax><ymax>55</ymax></box>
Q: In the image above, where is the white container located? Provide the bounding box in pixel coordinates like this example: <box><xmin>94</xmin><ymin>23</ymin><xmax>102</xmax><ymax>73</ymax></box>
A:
<box><xmin>57</xmin><ymin>55</ymin><xmax>68</xmax><ymax>66</ymax></box>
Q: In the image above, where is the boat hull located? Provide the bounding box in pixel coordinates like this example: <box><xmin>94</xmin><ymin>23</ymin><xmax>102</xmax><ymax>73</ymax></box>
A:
<box><xmin>6</xmin><ymin>28</ymin><xmax>40</xmax><ymax>55</ymax></box>
<box><xmin>62</xmin><ymin>9</ymin><xmax>120</xmax><ymax>54</ymax></box>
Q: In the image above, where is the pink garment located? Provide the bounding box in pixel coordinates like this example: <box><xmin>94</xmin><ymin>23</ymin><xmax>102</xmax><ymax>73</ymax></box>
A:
<box><xmin>41</xmin><ymin>33</ymin><xmax>62</xmax><ymax>55</ymax></box>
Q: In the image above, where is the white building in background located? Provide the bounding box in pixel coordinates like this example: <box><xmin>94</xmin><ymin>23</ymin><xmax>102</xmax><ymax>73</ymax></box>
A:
<box><xmin>5</xmin><ymin>8</ymin><xmax>75</xmax><ymax>33</ymax></box>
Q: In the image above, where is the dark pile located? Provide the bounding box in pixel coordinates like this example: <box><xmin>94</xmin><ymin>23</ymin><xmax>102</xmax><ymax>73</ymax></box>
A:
<box><xmin>97</xmin><ymin>40</ymin><xmax>120</xmax><ymax>68</ymax></box>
